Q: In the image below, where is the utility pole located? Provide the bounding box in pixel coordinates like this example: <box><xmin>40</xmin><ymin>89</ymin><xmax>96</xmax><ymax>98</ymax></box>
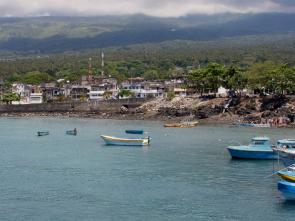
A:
<box><xmin>101</xmin><ymin>51</ymin><xmax>104</xmax><ymax>76</ymax></box>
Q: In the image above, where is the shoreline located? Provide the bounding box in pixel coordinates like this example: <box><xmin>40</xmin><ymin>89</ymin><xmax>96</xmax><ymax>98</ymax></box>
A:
<box><xmin>1</xmin><ymin>111</ymin><xmax>294</xmax><ymax>128</ymax></box>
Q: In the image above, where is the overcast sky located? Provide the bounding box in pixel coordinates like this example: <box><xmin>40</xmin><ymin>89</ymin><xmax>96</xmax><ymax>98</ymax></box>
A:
<box><xmin>0</xmin><ymin>0</ymin><xmax>295</xmax><ymax>17</ymax></box>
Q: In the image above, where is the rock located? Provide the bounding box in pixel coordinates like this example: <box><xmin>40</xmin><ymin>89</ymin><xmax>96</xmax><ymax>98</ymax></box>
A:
<box><xmin>120</xmin><ymin>106</ymin><xmax>128</xmax><ymax>114</ymax></box>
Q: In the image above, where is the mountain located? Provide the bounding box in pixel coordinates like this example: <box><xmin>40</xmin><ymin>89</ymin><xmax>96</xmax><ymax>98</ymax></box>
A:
<box><xmin>0</xmin><ymin>13</ymin><xmax>295</xmax><ymax>54</ymax></box>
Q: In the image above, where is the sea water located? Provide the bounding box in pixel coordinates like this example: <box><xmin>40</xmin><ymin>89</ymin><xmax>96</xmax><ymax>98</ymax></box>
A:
<box><xmin>0</xmin><ymin>117</ymin><xmax>294</xmax><ymax>221</ymax></box>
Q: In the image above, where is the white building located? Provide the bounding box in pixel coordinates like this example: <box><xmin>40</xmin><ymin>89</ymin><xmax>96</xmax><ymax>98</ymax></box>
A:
<box><xmin>29</xmin><ymin>93</ymin><xmax>43</xmax><ymax>104</ymax></box>
<box><xmin>88</xmin><ymin>91</ymin><xmax>105</xmax><ymax>100</ymax></box>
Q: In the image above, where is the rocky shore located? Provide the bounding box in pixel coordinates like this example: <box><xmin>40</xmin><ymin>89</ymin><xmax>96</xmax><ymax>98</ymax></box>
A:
<box><xmin>1</xmin><ymin>96</ymin><xmax>295</xmax><ymax>127</ymax></box>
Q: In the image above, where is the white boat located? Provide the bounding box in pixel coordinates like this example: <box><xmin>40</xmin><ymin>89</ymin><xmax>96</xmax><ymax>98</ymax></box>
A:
<box><xmin>273</xmin><ymin>139</ymin><xmax>295</xmax><ymax>166</ymax></box>
<box><xmin>101</xmin><ymin>135</ymin><xmax>151</xmax><ymax>146</ymax></box>
<box><xmin>251</xmin><ymin>123</ymin><xmax>271</xmax><ymax>128</ymax></box>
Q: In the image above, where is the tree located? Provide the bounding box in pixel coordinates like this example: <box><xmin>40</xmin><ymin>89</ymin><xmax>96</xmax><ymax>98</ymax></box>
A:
<box><xmin>118</xmin><ymin>89</ymin><xmax>134</xmax><ymax>98</ymax></box>
<box><xmin>23</xmin><ymin>71</ymin><xmax>54</xmax><ymax>85</ymax></box>
<box><xmin>2</xmin><ymin>92</ymin><xmax>20</xmax><ymax>104</ymax></box>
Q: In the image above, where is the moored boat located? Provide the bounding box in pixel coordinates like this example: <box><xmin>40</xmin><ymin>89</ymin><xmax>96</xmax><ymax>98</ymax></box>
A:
<box><xmin>278</xmin><ymin>170</ymin><xmax>295</xmax><ymax>182</ymax></box>
<box><xmin>101</xmin><ymin>135</ymin><xmax>151</xmax><ymax>146</ymax></box>
<box><xmin>226</xmin><ymin>137</ymin><xmax>277</xmax><ymax>159</ymax></box>
<box><xmin>37</xmin><ymin>131</ymin><xmax>49</xmax><ymax>136</ymax></box>
<box><xmin>278</xmin><ymin>180</ymin><xmax>295</xmax><ymax>200</ymax></box>
<box><xmin>66</xmin><ymin>128</ymin><xmax>77</xmax><ymax>136</ymax></box>
<box><xmin>273</xmin><ymin>139</ymin><xmax>295</xmax><ymax>167</ymax></box>
<box><xmin>251</xmin><ymin>123</ymin><xmax>271</xmax><ymax>128</ymax></box>
<box><xmin>125</xmin><ymin>130</ymin><xmax>144</xmax><ymax>134</ymax></box>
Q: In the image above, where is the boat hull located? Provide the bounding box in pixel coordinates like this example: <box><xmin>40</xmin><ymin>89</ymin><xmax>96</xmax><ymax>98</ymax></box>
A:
<box><xmin>66</xmin><ymin>131</ymin><xmax>77</xmax><ymax>136</ymax></box>
<box><xmin>278</xmin><ymin>181</ymin><xmax>295</xmax><ymax>200</ymax></box>
<box><xmin>37</xmin><ymin>132</ymin><xmax>49</xmax><ymax>136</ymax></box>
<box><xmin>278</xmin><ymin>171</ymin><xmax>295</xmax><ymax>182</ymax></box>
<box><xmin>125</xmin><ymin>130</ymin><xmax>144</xmax><ymax>134</ymax></box>
<box><xmin>101</xmin><ymin>135</ymin><xmax>150</xmax><ymax>146</ymax></box>
<box><xmin>227</xmin><ymin>147</ymin><xmax>277</xmax><ymax>159</ymax></box>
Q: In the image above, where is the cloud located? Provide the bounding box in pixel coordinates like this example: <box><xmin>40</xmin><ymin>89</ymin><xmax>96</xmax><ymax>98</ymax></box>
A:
<box><xmin>0</xmin><ymin>0</ymin><xmax>294</xmax><ymax>17</ymax></box>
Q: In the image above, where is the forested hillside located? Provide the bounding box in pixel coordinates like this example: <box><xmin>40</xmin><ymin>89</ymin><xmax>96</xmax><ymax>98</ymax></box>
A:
<box><xmin>0</xmin><ymin>13</ymin><xmax>295</xmax><ymax>54</ymax></box>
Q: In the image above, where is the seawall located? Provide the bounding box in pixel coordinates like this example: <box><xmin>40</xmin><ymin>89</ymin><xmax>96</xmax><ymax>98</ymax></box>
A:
<box><xmin>0</xmin><ymin>98</ymin><xmax>147</xmax><ymax>113</ymax></box>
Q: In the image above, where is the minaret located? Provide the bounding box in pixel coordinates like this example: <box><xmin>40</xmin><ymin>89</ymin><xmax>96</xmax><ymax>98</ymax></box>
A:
<box><xmin>101</xmin><ymin>51</ymin><xmax>104</xmax><ymax>76</ymax></box>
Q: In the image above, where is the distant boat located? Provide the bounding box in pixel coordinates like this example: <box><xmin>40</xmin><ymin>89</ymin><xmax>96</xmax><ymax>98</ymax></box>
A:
<box><xmin>226</xmin><ymin>137</ymin><xmax>277</xmax><ymax>159</ymax></box>
<box><xmin>164</xmin><ymin>121</ymin><xmax>198</xmax><ymax>128</ymax></box>
<box><xmin>125</xmin><ymin>130</ymin><xmax>144</xmax><ymax>134</ymax></box>
<box><xmin>101</xmin><ymin>135</ymin><xmax>150</xmax><ymax>146</ymax></box>
<box><xmin>231</xmin><ymin>123</ymin><xmax>270</xmax><ymax>128</ymax></box>
<box><xmin>278</xmin><ymin>180</ymin><xmax>295</xmax><ymax>200</ymax></box>
<box><xmin>37</xmin><ymin>131</ymin><xmax>49</xmax><ymax>136</ymax></box>
<box><xmin>273</xmin><ymin>139</ymin><xmax>295</xmax><ymax>167</ymax></box>
<box><xmin>66</xmin><ymin>128</ymin><xmax>77</xmax><ymax>136</ymax></box>
<box><xmin>251</xmin><ymin>123</ymin><xmax>271</xmax><ymax>128</ymax></box>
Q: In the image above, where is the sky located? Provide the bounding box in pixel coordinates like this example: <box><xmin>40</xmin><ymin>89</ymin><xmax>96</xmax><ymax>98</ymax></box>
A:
<box><xmin>0</xmin><ymin>0</ymin><xmax>295</xmax><ymax>17</ymax></box>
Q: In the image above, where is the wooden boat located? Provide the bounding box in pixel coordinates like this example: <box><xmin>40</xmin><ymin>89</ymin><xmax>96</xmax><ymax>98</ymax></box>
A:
<box><xmin>101</xmin><ymin>135</ymin><xmax>151</xmax><ymax>146</ymax></box>
<box><xmin>226</xmin><ymin>137</ymin><xmax>277</xmax><ymax>159</ymax></box>
<box><xmin>66</xmin><ymin>128</ymin><xmax>77</xmax><ymax>136</ymax></box>
<box><xmin>37</xmin><ymin>131</ymin><xmax>49</xmax><ymax>136</ymax></box>
<box><xmin>164</xmin><ymin>121</ymin><xmax>198</xmax><ymax>128</ymax></box>
<box><xmin>273</xmin><ymin>139</ymin><xmax>295</xmax><ymax>167</ymax></box>
<box><xmin>125</xmin><ymin>130</ymin><xmax>144</xmax><ymax>134</ymax></box>
<box><xmin>278</xmin><ymin>180</ymin><xmax>295</xmax><ymax>200</ymax></box>
<box><xmin>278</xmin><ymin>170</ymin><xmax>295</xmax><ymax>182</ymax></box>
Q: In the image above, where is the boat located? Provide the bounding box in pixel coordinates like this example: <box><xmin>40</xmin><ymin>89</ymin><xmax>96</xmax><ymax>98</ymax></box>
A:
<box><xmin>125</xmin><ymin>130</ymin><xmax>144</xmax><ymax>134</ymax></box>
<box><xmin>66</xmin><ymin>128</ymin><xmax>77</xmax><ymax>136</ymax></box>
<box><xmin>251</xmin><ymin>123</ymin><xmax>271</xmax><ymax>128</ymax></box>
<box><xmin>273</xmin><ymin>139</ymin><xmax>295</xmax><ymax>167</ymax></box>
<box><xmin>230</xmin><ymin>123</ymin><xmax>270</xmax><ymax>128</ymax></box>
<box><xmin>164</xmin><ymin>121</ymin><xmax>198</xmax><ymax>128</ymax></box>
<box><xmin>278</xmin><ymin>180</ymin><xmax>295</xmax><ymax>200</ymax></box>
<box><xmin>101</xmin><ymin>135</ymin><xmax>151</xmax><ymax>146</ymax></box>
<box><xmin>37</xmin><ymin>131</ymin><xmax>49</xmax><ymax>136</ymax></box>
<box><xmin>226</xmin><ymin>137</ymin><xmax>277</xmax><ymax>159</ymax></box>
<box><xmin>278</xmin><ymin>169</ymin><xmax>295</xmax><ymax>182</ymax></box>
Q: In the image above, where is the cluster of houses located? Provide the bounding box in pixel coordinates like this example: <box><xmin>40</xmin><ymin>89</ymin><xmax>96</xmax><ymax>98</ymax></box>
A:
<box><xmin>3</xmin><ymin>74</ymin><xmax>192</xmax><ymax>105</ymax></box>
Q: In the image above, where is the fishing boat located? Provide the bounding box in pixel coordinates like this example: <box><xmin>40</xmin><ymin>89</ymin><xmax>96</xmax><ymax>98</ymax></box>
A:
<box><xmin>278</xmin><ymin>180</ymin><xmax>295</xmax><ymax>200</ymax></box>
<box><xmin>125</xmin><ymin>130</ymin><xmax>144</xmax><ymax>134</ymax></box>
<box><xmin>66</xmin><ymin>128</ymin><xmax>77</xmax><ymax>136</ymax></box>
<box><xmin>273</xmin><ymin>139</ymin><xmax>295</xmax><ymax>167</ymax></box>
<box><xmin>37</xmin><ymin>131</ymin><xmax>49</xmax><ymax>136</ymax></box>
<box><xmin>277</xmin><ymin>169</ymin><xmax>295</xmax><ymax>182</ymax></box>
<box><xmin>164</xmin><ymin>121</ymin><xmax>198</xmax><ymax>128</ymax></box>
<box><xmin>101</xmin><ymin>135</ymin><xmax>151</xmax><ymax>146</ymax></box>
<box><xmin>226</xmin><ymin>137</ymin><xmax>277</xmax><ymax>159</ymax></box>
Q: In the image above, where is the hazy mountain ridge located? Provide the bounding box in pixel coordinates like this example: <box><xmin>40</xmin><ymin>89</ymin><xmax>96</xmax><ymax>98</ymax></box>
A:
<box><xmin>0</xmin><ymin>13</ymin><xmax>295</xmax><ymax>54</ymax></box>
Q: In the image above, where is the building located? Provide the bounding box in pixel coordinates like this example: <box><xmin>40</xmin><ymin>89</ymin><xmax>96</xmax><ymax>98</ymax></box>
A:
<box><xmin>29</xmin><ymin>93</ymin><xmax>43</xmax><ymax>104</ymax></box>
<box><xmin>121</xmin><ymin>78</ymin><xmax>164</xmax><ymax>98</ymax></box>
<box><xmin>70</xmin><ymin>85</ymin><xmax>91</xmax><ymax>100</ymax></box>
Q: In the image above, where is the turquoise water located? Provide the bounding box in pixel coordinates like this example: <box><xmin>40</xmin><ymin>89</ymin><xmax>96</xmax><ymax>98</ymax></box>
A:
<box><xmin>0</xmin><ymin>117</ymin><xmax>295</xmax><ymax>221</ymax></box>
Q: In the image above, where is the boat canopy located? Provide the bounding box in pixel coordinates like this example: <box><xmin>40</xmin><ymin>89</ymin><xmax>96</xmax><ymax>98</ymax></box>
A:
<box><xmin>277</xmin><ymin>139</ymin><xmax>295</xmax><ymax>148</ymax></box>
<box><xmin>251</xmin><ymin>137</ymin><xmax>270</xmax><ymax>145</ymax></box>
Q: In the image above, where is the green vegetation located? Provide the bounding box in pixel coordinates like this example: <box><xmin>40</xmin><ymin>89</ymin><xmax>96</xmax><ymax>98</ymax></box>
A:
<box><xmin>118</xmin><ymin>89</ymin><xmax>134</xmax><ymax>98</ymax></box>
<box><xmin>1</xmin><ymin>92</ymin><xmax>20</xmax><ymax>104</ymax></box>
<box><xmin>187</xmin><ymin>62</ymin><xmax>295</xmax><ymax>95</ymax></box>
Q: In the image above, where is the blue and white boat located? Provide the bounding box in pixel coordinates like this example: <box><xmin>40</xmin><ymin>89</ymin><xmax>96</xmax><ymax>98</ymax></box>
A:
<box><xmin>226</xmin><ymin>137</ymin><xmax>277</xmax><ymax>159</ymax></box>
<box><xmin>273</xmin><ymin>139</ymin><xmax>295</xmax><ymax>167</ymax></box>
<box><xmin>278</xmin><ymin>180</ymin><xmax>295</xmax><ymax>200</ymax></box>
<box><xmin>101</xmin><ymin>135</ymin><xmax>150</xmax><ymax>146</ymax></box>
<box><xmin>125</xmin><ymin>130</ymin><xmax>144</xmax><ymax>135</ymax></box>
